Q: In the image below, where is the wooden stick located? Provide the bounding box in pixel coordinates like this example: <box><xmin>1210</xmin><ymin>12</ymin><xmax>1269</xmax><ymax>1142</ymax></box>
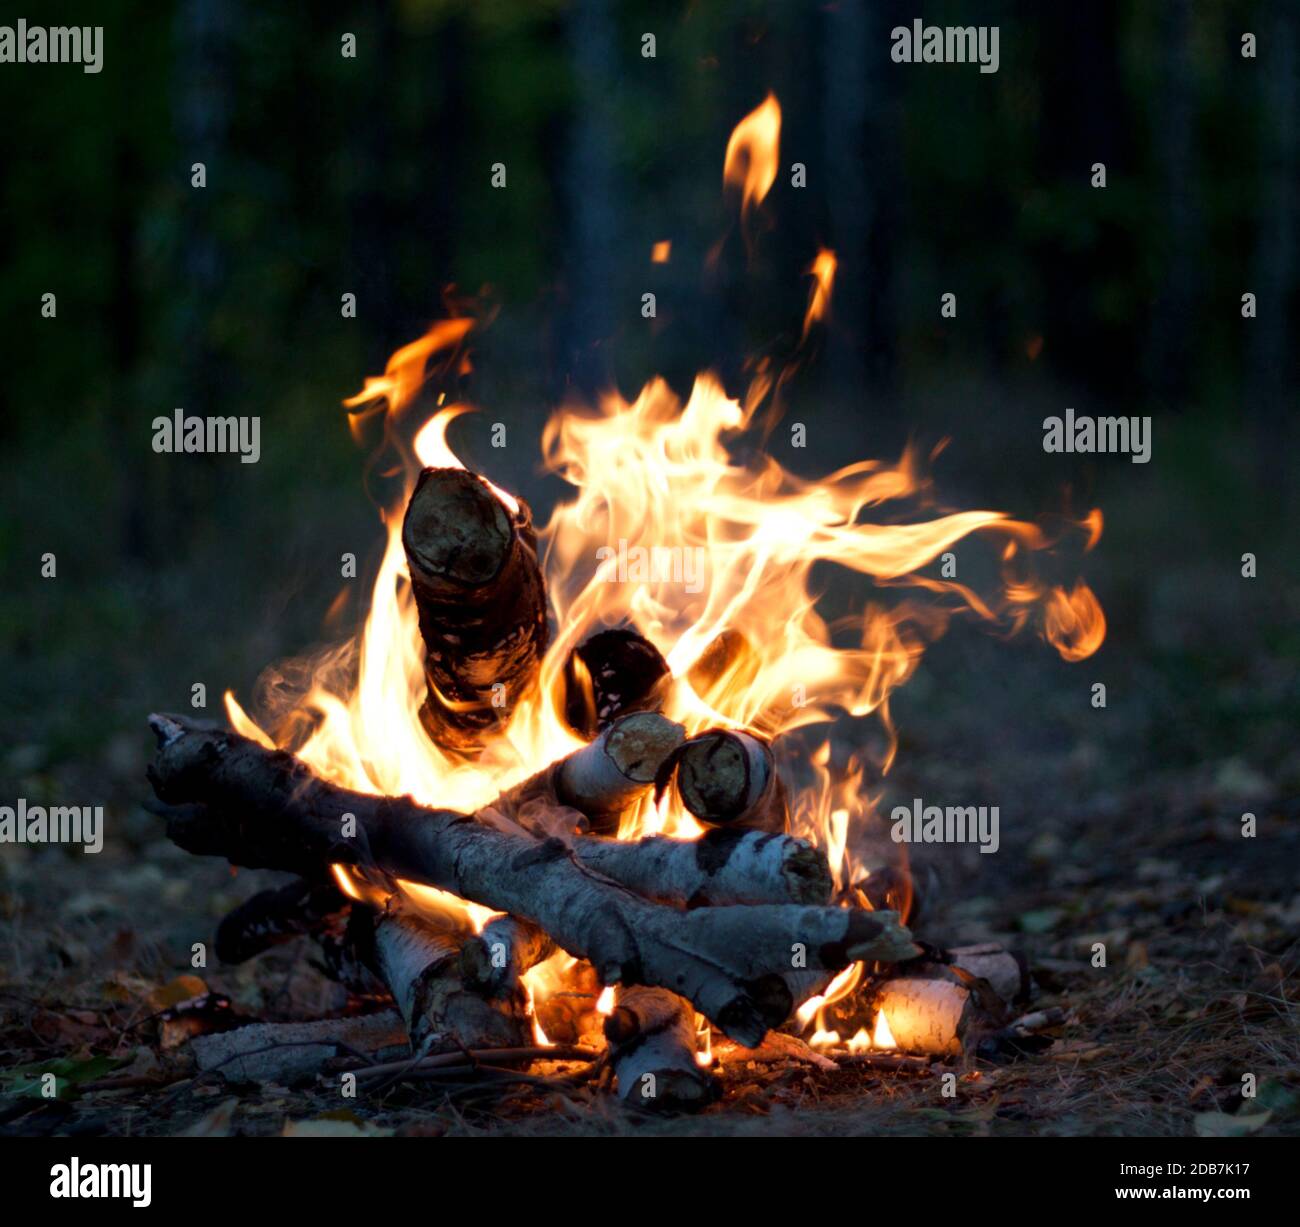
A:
<box><xmin>604</xmin><ymin>987</ymin><xmax>716</xmax><ymax>1111</ymax></box>
<box><xmin>402</xmin><ymin>467</ymin><xmax>548</xmax><ymax>755</ymax></box>
<box><xmin>147</xmin><ymin>714</ymin><xmax>918</xmax><ymax>1047</ymax></box>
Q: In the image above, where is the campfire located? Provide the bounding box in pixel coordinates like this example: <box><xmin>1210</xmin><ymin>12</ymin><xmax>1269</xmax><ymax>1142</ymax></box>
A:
<box><xmin>145</xmin><ymin>95</ymin><xmax>1103</xmax><ymax>1112</ymax></box>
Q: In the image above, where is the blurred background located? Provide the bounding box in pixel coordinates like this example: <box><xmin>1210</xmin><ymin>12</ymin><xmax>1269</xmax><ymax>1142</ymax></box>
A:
<box><xmin>0</xmin><ymin>0</ymin><xmax>1296</xmax><ymax>1021</ymax></box>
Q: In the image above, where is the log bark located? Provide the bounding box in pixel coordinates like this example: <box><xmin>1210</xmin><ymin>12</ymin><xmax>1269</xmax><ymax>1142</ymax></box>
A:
<box><xmin>147</xmin><ymin>714</ymin><xmax>918</xmax><ymax>1046</ymax></box>
<box><xmin>604</xmin><ymin>987</ymin><xmax>716</xmax><ymax>1111</ymax></box>
<box><xmin>190</xmin><ymin>1011</ymin><xmax>408</xmax><ymax>1085</ymax></box>
<box><xmin>459</xmin><ymin>914</ymin><xmax>557</xmax><ymax>999</ymax></box>
<box><xmin>563</xmin><ymin>628</ymin><xmax>670</xmax><ymax>737</ymax></box>
<box><xmin>871</xmin><ymin>977</ymin><xmax>974</xmax><ymax>1057</ymax></box>
<box><xmin>571</xmin><ymin>827</ymin><xmax>832</xmax><ymax>907</ymax></box>
<box><xmin>498</xmin><ymin>710</ymin><xmax>684</xmax><ymax>836</ymax></box>
<box><xmin>362</xmin><ymin>904</ymin><xmax>528</xmax><ymax>1054</ymax></box>
<box><xmin>945</xmin><ymin>943</ymin><xmax>1028</xmax><ymax>1005</ymax></box>
<box><xmin>215</xmin><ymin>876</ymin><xmax>349</xmax><ymax>964</ymax></box>
<box><xmin>402</xmin><ymin>467</ymin><xmax>549</xmax><ymax>755</ymax></box>
<box><xmin>667</xmin><ymin>729</ymin><xmax>789</xmax><ymax>833</ymax></box>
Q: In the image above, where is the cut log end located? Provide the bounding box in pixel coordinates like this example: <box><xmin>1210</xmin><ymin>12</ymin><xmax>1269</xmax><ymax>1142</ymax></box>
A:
<box><xmin>403</xmin><ymin>467</ymin><xmax>514</xmax><ymax>588</ymax></box>
<box><xmin>673</xmin><ymin>729</ymin><xmax>788</xmax><ymax>833</ymax></box>
<box><xmin>563</xmin><ymin>628</ymin><xmax>671</xmax><ymax>738</ymax></box>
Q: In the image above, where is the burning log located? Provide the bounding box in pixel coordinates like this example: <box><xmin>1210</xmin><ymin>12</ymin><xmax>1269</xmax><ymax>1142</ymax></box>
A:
<box><xmin>871</xmin><ymin>977</ymin><xmax>976</xmax><ymax>1058</ymax></box>
<box><xmin>147</xmin><ymin>715</ymin><xmax>917</xmax><ymax>1047</ymax></box>
<box><xmin>215</xmin><ymin>876</ymin><xmax>349</xmax><ymax>964</ymax></box>
<box><xmin>668</xmin><ymin>729</ymin><xmax>788</xmax><ymax>833</ymax></box>
<box><xmin>500</xmin><ymin>710</ymin><xmax>684</xmax><ymax>836</ymax></box>
<box><xmin>363</xmin><ymin>904</ymin><xmax>528</xmax><ymax>1053</ymax></box>
<box><xmin>563</xmin><ymin>628</ymin><xmax>671</xmax><ymax>737</ymax></box>
<box><xmin>604</xmin><ymin>987</ymin><xmax>716</xmax><ymax>1111</ymax></box>
<box><xmin>459</xmin><ymin>914</ymin><xmax>557</xmax><ymax>998</ymax></box>
<box><xmin>686</xmin><ymin>629</ymin><xmax>759</xmax><ymax>702</ymax></box>
<box><xmin>402</xmin><ymin>467</ymin><xmax>549</xmax><ymax>755</ymax></box>
<box><xmin>571</xmin><ymin>827</ymin><xmax>832</xmax><ymax>907</ymax></box>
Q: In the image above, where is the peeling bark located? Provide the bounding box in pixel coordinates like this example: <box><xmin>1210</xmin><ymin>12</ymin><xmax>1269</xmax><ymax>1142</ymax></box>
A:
<box><xmin>571</xmin><ymin>827</ymin><xmax>832</xmax><ymax>907</ymax></box>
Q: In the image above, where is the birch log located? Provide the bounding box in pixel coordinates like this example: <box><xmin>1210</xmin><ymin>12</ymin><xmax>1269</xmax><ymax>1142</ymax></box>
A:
<box><xmin>459</xmin><ymin>914</ymin><xmax>557</xmax><ymax>998</ymax></box>
<box><xmin>500</xmin><ymin>710</ymin><xmax>684</xmax><ymax>836</ymax></box>
<box><xmin>571</xmin><ymin>827</ymin><xmax>832</xmax><ymax>907</ymax></box>
<box><xmin>871</xmin><ymin>977</ymin><xmax>975</xmax><ymax>1057</ymax></box>
<box><xmin>364</xmin><ymin>904</ymin><xmax>528</xmax><ymax>1053</ymax></box>
<box><xmin>147</xmin><ymin>715</ymin><xmax>918</xmax><ymax>1047</ymax></box>
<box><xmin>563</xmin><ymin>628</ymin><xmax>670</xmax><ymax>737</ymax></box>
<box><xmin>402</xmin><ymin>467</ymin><xmax>548</xmax><ymax>755</ymax></box>
<box><xmin>669</xmin><ymin>729</ymin><xmax>788</xmax><ymax>833</ymax></box>
<box><xmin>604</xmin><ymin>987</ymin><xmax>716</xmax><ymax>1111</ymax></box>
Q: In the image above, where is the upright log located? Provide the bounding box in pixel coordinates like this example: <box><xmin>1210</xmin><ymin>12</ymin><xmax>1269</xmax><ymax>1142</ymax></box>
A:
<box><xmin>402</xmin><ymin>467</ymin><xmax>549</xmax><ymax>755</ymax></box>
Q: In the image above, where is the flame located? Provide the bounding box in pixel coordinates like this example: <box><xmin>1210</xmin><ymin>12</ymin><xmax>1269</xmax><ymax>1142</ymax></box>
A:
<box><xmin>723</xmin><ymin>93</ymin><xmax>780</xmax><ymax>220</ymax></box>
<box><xmin>651</xmin><ymin>240</ymin><xmax>671</xmax><ymax>264</ymax></box>
<box><xmin>802</xmin><ymin>249</ymin><xmax>836</xmax><ymax>339</ymax></box>
<box><xmin>873</xmin><ymin>1010</ymin><xmax>896</xmax><ymax>1050</ymax></box>
<box><xmin>222</xmin><ymin>90</ymin><xmax>1105</xmax><ymax>1037</ymax></box>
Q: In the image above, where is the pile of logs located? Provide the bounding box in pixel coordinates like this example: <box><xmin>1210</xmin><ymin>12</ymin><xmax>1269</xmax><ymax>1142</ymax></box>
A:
<box><xmin>147</xmin><ymin>466</ymin><xmax>1046</xmax><ymax>1111</ymax></box>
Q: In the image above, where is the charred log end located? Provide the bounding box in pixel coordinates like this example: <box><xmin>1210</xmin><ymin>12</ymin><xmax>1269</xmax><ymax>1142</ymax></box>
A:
<box><xmin>403</xmin><ymin>466</ymin><xmax>514</xmax><ymax>589</ymax></box>
<box><xmin>562</xmin><ymin>628</ymin><xmax>671</xmax><ymax>738</ymax></box>
<box><xmin>676</xmin><ymin>731</ymin><xmax>754</xmax><ymax>823</ymax></box>
<box><xmin>783</xmin><ymin>841</ymin><xmax>836</xmax><ymax>906</ymax></box>
<box><xmin>674</xmin><ymin>729</ymin><xmax>787</xmax><ymax>833</ymax></box>
<box><xmin>685</xmin><ymin>629</ymin><xmax>759</xmax><ymax>702</ymax></box>
<box><xmin>603</xmin><ymin>1005</ymin><xmax>640</xmax><ymax>1047</ymax></box>
<box><xmin>745</xmin><ymin>973</ymin><xmax>795</xmax><ymax>1029</ymax></box>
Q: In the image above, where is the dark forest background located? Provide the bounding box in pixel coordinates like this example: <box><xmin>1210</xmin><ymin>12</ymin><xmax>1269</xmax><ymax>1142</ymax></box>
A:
<box><xmin>1</xmin><ymin>0</ymin><xmax>1296</xmax><ymax>818</ymax></box>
